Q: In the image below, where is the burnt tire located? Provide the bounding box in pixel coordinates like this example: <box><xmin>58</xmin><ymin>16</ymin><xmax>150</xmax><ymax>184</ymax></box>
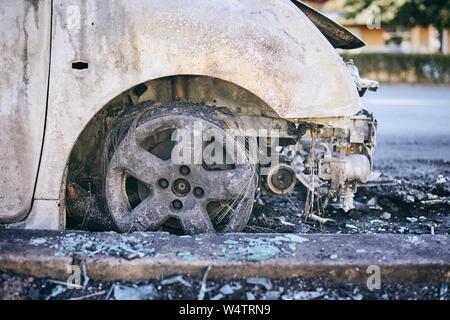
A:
<box><xmin>103</xmin><ymin>101</ymin><xmax>257</xmax><ymax>234</ymax></box>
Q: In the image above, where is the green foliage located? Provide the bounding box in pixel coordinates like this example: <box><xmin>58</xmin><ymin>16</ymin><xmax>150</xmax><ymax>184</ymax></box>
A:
<box><xmin>342</xmin><ymin>53</ymin><xmax>450</xmax><ymax>84</ymax></box>
<box><xmin>345</xmin><ymin>0</ymin><xmax>450</xmax><ymax>29</ymax></box>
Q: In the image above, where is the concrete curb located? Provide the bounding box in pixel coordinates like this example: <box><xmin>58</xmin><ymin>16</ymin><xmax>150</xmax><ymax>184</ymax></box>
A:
<box><xmin>0</xmin><ymin>230</ymin><xmax>449</xmax><ymax>283</ymax></box>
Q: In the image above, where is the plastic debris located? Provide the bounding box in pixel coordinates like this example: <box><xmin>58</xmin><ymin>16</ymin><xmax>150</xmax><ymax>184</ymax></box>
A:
<box><xmin>46</xmin><ymin>285</ymin><xmax>66</xmax><ymax>300</ymax></box>
<box><xmin>439</xmin><ymin>283</ymin><xmax>448</xmax><ymax>300</ymax></box>
<box><xmin>34</xmin><ymin>233</ymin><xmax>156</xmax><ymax>259</ymax></box>
<box><xmin>219</xmin><ymin>285</ymin><xmax>233</xmax><ymax>295</ymax></box>
<box><xmin>70</xmin><ymin>291</ymin><xmax>106</xmax><ymax>300</ymax></box>
<box><xmin>246</xmin><ymin>292</ymin><xmax>256</xmax><ymax>300</ymax></box>
<box><xmin>381</xmin><ymin>212</ymin><xmax>391</xmax><ymax>220</ymax></box>
<box><xmin>113</xmin><ymin>284</ymin><xmax>157</xmax><ymax>300</ymax></box>
<box><xmin>352</xmin><ymin>293</ymin><xmax>363</xmax><ymax>300</ymax></box>
<box><xmin>274</xmin><ymin>234</ymin><xmax>309</xmax><ymax>244</ymax></box>
<box><xmin>177</xmin><ymin>251</ymin><xmax>197</xmax><ymax>261</ymax></box>
<box><xmin>211</xmin><ymin>293</ymin><xmax>225</xmax><ymax>300</ymax></box>
<box><xmin>306</xmin><ymin>213</ymin><xmax>336</xmax><ymax>224</ymax></box>
<box><xmin>161</xmin><ymin>275</ymin><xmax>192</xmax><ymax>287</ymax></box>
<box><xmin>293</xmin><ymin>291</ymin><xmax>323</xmax><ymax>300</ymax></box>
<box><xmin>281</xmin><ymin>290</ymin><xmax>323</xmax><ymax>300</ymax></box>
<box><xmin>345</xmin><ymin>224</ymin><xmax>359</xmax><ymax>231</ymax></box>
<box><xmin>222</xmin><ymin>235</ymin><xmax>311</xmax><ymax>261</ymax></box>
<box><xmin>117</xmin><ymin>243</ymin><xmax>154</xmax><ymax>260</ymax></box>
<box><xmin>105</xmin><ymin>284</ymin><xmax>116</xmax><ymax>300</ymax></box>
<box><xmin>246</xmin><ymin>277</ymin><xmax>273</xmax><ymax>291</ymax></box>
<box><xmin>223</xmin><ymin>240</ymin><xmax>239</xmax><ymax>246</ymax></box>
<box><xmin>263</xmin><ymin>291</ymin><xmax>281</xmax><ymax>300</ymax></box>
<box><xmin>30</xmin><ymin>238</ymin><xmax>47</xmax><ymax>245</ymax></box>
<box><xmin>197</xmin><ymin>266</ymin><xmax>212</xmax><ymax>301</ymax></box>
<box><xmin>330</xmin><ymin>254</ymin><xmax>338</xmax><ymax>260</ymax></box>
<box><xmin>223</xmin><ymin>237</ymin><xmax>281</xmax><ymax>261</ymax></box>
<box><xmin>436</xmin><ymin>175</ymin><xmax>448</xmax><ymax>186</ymax></box>
<box><xmin>275</xmin><ymin>216</ymin><xmax>295</xmax><ymax>226</ymax></box>
<box><xmin>367</xmin><ymin>197</ymin><xmax>377</xmax><ymax>206</ymax></box>
<box><xmin>397</xmin><ymin>226</ymin><xmax>407</xmax><ymax>233</ymax></box>
<box><xmin>404</xmin><ymin>195</ymin><xmax>415</xmax><ymax>204</ymax></box>
<box><xmin>220</xmin><ymin>284</ymin><xmax>241</xmax><ymax>295</ymax></box>
<box><xmin>406</xmin><ymin>235</ymin><xmax>426</xmax><ymax>246</ymax></box>
<box><xmin>82</xmin><ymin>259</ymin><xmax>89</xmax><ymax>290</ymax></box>
<box><xmin>47</xmin><ymin>279</ymin><xmax>83</xmax><ymax>290</ymax></box>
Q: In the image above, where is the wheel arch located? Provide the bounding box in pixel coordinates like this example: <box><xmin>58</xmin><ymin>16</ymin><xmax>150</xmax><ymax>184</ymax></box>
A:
<box><xmin>61</xmin><ymin>74</ymin><xmax>276</xmax><ymax>227</ymax></box>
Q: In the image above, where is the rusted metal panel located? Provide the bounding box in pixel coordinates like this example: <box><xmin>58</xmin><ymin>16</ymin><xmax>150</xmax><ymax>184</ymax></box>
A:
<box><xmin>0</xmin><ymin>0</ymin><xmax>51</xmax><ymax>223</ymax></box>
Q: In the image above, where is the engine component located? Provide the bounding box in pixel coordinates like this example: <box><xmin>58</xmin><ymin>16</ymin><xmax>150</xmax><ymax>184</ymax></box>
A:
<box><xmin>347</xmin><ymin>60</ymin><xmax>379</xmax><ymax>97</ymax></box>
<box><xmin>320</xmin><ymin>154</ymin><xmax>371</xmax><ymax>188</ymax></box>
<box><xmin>293</xmin><ymin>110</ymin><xmax>376</xmax><ymax>212</ymax></box>
<box><xmin>267</xmin><ymin>164</ymin><xmax>297</xmax><ymax>195</ymax></box>
<box><xmin>319</xmin><ymin>154</ymin><xmax>371</xmax><ymax>212</ymax></box>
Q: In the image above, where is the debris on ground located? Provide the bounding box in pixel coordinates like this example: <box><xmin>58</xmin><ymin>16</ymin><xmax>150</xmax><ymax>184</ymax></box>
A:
<box><xmin>46</xmin><ymin>285</ymin><xmax>66</xmax><ymax>300</ymax></box>
<box><xmin>219</xmin><ymin>283</ymin><xmax>242</xmax><ymax>295</ymax></box>
<box><xmin>161</xmin><ymin>275</ymin><xmax>191</xmax><ymax>288</ymax></box>
<box><xmin>211</xmin><ymin>293</ymin><xmax>225</xmax><ymax>300</ymax></box>
<box><xmin>282</xmin><ymin>290</ymin><xmax>323</xmax><ymax>300</ymax></box>
<box><xmin>113</xmin><ymin>284</ymin><xmax>157</xmax><ymax>300</ymax></box>
<box><xmin>28</xmin><ymin>233</ymin><xmax>156</xmax><ymax>260</ymax></box>
<box><xmin>248</xmin><ymin>160</ymin><xmax>450</xmax><ymax>236</ymax></box>
<box><xmin>2</xmin><ymin>150</ymin><xmax>449</xmax><ymax>301</ymax></box>
<box><xmin>2</xmin><ymin>272</ymin><xmax>447</xmax><ymax>300</ymax></box>
<box><xmin>263</xmin><ymin>291</ymin><xmax>282</xmax><ymax>300</ymax></box>
<box><xmin>221</xmin><ymin>235</ymin><xmax>308</xmax><ymax>261</ymax></box>
<box><xmin>177</xmin><ymin>251</ymin><xmax>197</xmax><ymax>261</ymax></box>
<box><xmin>246</xmin><ymin>277</ymin><xmax>273</xmax><ymax>291</ymax></box>
<box><xmin>197</xmin><ymin>266</ymin><xmax>212</xmax><ymax>301</ymax></box>
<box><xmin>246</xmin><ymin>292</ymin><xmax>256</xmax><ymax>300</ymax></box>
<box><xmin>381</xmin><ymin>212</ymin><xmax>391</xmax><ymax>220</ymax></box>
<box><xmin>439</xmin><ymin>283</ymin><xmax>448</xmax><ymax>300</ymax></box>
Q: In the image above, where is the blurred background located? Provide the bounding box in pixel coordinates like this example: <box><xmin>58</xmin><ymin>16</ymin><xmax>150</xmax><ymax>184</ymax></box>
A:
<box><xmin>306</xmin><ymin>0</ymin><xmax>450</xmax><ymax>176</ymax></box>
<box><xmin>306</xmin><ymin>0</ymin><xmax>449</xmax><ymax>55</ymax></box>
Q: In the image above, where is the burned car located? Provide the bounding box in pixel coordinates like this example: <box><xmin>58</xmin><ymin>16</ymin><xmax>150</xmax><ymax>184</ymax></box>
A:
<box><xmin>0</xmin><ymin>0</ymin><xmax>377</xmax><ymax>235</ymax></box>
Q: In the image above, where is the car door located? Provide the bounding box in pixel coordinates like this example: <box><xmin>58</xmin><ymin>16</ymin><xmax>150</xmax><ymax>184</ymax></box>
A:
<box><xmin>0</xmin><ymin>0</ymin><xmax>52</xmax><ymax>223</ymax></box>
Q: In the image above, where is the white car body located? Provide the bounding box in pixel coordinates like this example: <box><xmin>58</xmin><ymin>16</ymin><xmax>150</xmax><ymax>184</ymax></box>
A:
<box><xmin>0</xmin><ymin>0</ymin><xmax>369</xmax><ymax>230</ymax></box>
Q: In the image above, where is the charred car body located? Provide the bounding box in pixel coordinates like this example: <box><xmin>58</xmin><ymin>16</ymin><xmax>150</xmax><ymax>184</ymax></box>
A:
<box><xmin>0</xmin><ymin>0</ymin><xmax>377</xmax><ymax>234</ymax></box>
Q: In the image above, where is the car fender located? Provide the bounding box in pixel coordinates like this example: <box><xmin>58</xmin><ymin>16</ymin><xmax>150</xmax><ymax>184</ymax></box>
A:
<box><xmin>31</xmin><ymin>0</ymin><xmax>361</xmax><ymax>227</ymax></box>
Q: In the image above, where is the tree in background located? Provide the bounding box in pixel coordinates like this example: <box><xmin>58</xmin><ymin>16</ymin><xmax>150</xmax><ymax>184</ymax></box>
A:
<box><xmin>345</xmin><ymin>0</ymin><xmax>450</xmax><ymax>52</ymax></box>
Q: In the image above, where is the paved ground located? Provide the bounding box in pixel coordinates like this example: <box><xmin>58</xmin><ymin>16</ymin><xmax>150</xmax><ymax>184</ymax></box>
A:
<box><xmin>0</xmin><ymin>229</ymin><xmax>449</xmax><ymax>300</ymax></box>
<box><xmin>363</xmin><ymin>84</ymin><xmax>450</xmax><ymax>161</ymax></box>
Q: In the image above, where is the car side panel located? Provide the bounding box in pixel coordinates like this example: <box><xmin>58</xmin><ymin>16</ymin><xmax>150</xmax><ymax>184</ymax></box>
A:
<box><xmin>33</xmin><ymin>0</ymin><xmax>361</xmax><ymax>215</ymax></box>
<box><xmin>0</xmin><ymin>1</ymin><xmax>51</xmax><ymax>223</ymax></box>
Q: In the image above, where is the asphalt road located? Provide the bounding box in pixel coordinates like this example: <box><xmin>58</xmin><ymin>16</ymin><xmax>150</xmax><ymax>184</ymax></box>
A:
<box><xmin>363</xmin><ymin>85</ymin><xmax>450</xmax><ymax>161</ymax></box>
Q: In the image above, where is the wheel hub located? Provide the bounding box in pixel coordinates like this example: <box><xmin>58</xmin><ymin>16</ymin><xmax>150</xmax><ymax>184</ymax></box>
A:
<box><xmin>172</xmin><ymin>177</ymin><xmax>191</xmax><ymax>196</ymax></box>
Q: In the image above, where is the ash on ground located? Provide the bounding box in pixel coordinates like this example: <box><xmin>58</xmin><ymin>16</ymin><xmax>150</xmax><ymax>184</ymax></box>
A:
<box><xmin>1</xmin><ymin>161</ymin><xmax>449</xmax><ymax>301</ymax></box>
<box><xmin>247</xmin><ymin>159</ymin><xmax>450</xmax><ymax>235</ymax></box>
<box><xmin>1</xmin><ymin>272</ymin><xmax>448</xmax><ymax>301</ymax></box>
